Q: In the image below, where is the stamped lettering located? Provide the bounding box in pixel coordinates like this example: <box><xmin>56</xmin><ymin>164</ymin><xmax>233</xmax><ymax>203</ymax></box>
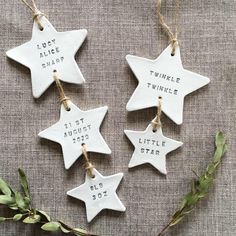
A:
<box><xmin>36</xmin><ymin>39</ymin><xmax>65</xmax><ymax>69</ymax></box>
<box><xmin>147</xmin><ymin>70</ymin><xmax>180</xmax><ymax>95</ymax></box>
<box><xmin>125</xmin><ymin>125</ymin><xmax>183</xmax><ymax>174</ymax></box>
<box><xmin>139</xmin><ymin>137</ymin><xmax>166</xmax><ymax>157</ymax></box>
<box><xmin>63</xmin><ymin>119</ymin><xmax>92</xmax><ymax>144</ymax></box>
<box><xmin>90</xmin><ymin>182</ymin><xmax>108</xmax><ymax>201</ymax></box>
<box><xmin>67</xmin><ymin>169</ymin><xmax>125</xmax><ymax>222</ymax></box>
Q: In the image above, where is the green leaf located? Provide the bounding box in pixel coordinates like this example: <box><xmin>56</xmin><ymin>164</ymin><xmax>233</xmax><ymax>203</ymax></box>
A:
<box><xmin>24</xmin><ymin>197</ymin><xmax>30</xmax><ymax>207</ymax></box>
<box><xmin>207</xmin><ymin>163</ymin><xmax>216</xmax><ymax>175</ymax></box>
<box><xmin>0</xmin><ymin>195</ymin><xmax>15</xmax><ymax>205</ymax></box>
<box><xmin>37</xmin><ymin>210</ymin><xmax>51</xmax><ymax>221</ymax></box>
<box><xmin>215</xmin><ymin>132</ymin><xmax>226</xmax><ymax>147</ymax></box>
<box><xmin>23</xmin><ymin>215</ymin><xmax>41</xmax><ymax>224</ymax></box>
<box><xmin>186</xmin><ymin>194</ymin><xmax>199</xmax><ymax>206</ymax></box>
<box><xmin>13</xmin><ymin>214</ymin><xmax>23</xmax><ymax>221</ymax></box>
<box><xmin>15</xmin><ymin>192</ymin><xmax>27</xmax><ymax>210</ymax></box>
<box><xmin>182</xmin><ymin>193</ymin><xmax>191</xmax><ymax>204</ymax></box>
<box><xmin>182</xmin><ymin>207</ymin><xmax>195</xmax><ymax>215</ymax></box>
<box><xmin>0</xmin><ymin>178</ymin><xmax>11</xmax><ymax>196</ymax></box>
<box><xmin>213</xmin><ymin>132</ymin><xmax>227</xmax><ymax>163</ymax></box>
<box><xmin>199</xmin><ymin>177</ymin><xmax>213</xmax><ymax>192</ymax></box>
<box><xmin>18</xmin><ymin>169</ymin><xmax>30</xmax><ymax>198</ymax></box>
<box><xmin>58</xmin><ymin>221</ymin><xmax>73</xmax><ymax>233</ymax></box>
<box><xmin>60</xmin><ymin>225</ymin><xmax>71</xmax><ymax>233</ymax></box>
<box><xmin>222</xmin><ymin>144</ymin><xmax>228</xmax><ymax>155</ymax></box>
<box><xmin>179</xmin><ymin>198</ymin><xmax>187</xmax><ymax>210</ymax></box>
<box><xmin>41</xmin><ymin>222</ymin><xmax>61</xmax><ymax>232</ymax></box>
<box><xmin>172</xmin><ymin>210</ymin><xmax>182</xmax><ymax>220</ymax></box>
<box><xmin>213</xmin><ymin>147</ymin><xmax>224</xmax><ymax>163</ymax></box>
<box><xmin>191</xmin><ymin>180</ymin><xmax>197</xmax><ymax>194</ymax></box>
<box><xmin>73</xmin><ymin>228</ymin><xmax>89</xmax><ymax>236</ymax></box>
<box><xmin>198</xmin><ymin>192</ymin><xmax>207</xmax><ymax>198</ymax></box>
<box><xmin>9</xmin><ymin>205</ymin><xmax>18</xmax><ymax>210</ymax></box>
<box><xmin>170</xmin><ymin>215</ymin><xmax>185</xmax><ymax>226</ymax></box>
<box><xmin>9</xmin><ymin>202</ymin><xmax>18</xmax><ymax>210</ymax></box>
<box><xmin>0</xmin><ymin>217</ymin><xmax>6</xmax><ymax>223</ymax></box>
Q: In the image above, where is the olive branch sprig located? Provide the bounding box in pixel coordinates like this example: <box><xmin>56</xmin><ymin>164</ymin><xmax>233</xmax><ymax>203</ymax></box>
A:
<box><xmin>0</xmin><ymin>169</ymin><xmax>96</xmax><ymax>236</ymax></box>
<box><xmin>158</xmin><ymin>131</ymin><xmax>228</xmax><ymax>236</ymax></box>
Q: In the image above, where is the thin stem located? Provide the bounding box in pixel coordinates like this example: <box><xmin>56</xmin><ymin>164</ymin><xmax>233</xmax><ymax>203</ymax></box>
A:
<box><xmin>158</xmin><ymin>204</ymin><xmax>188</xmax><ymax>236</ymax></box>
<box><xmin>192</xmin><ymin>170</ymin><xmax>200</xmax><ymax>178</ymax></box>
<box><xmin>4</xmin><ymin>213</ymin><xmax>28</xmax><ymax>221</ymax></box>
<box><xmin>157</xmin><ymin>221</ymin><xmax>172</xmax><ymax>236</ymax></box>
<box><xmin>4</xmin><ymin>217</ymin><xmax>14</xmax><ymax>220</ymax></box>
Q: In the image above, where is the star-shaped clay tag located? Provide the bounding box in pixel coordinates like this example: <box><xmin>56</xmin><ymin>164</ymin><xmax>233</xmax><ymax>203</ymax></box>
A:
<box><xmin>38</xmin><ymin>101</ymin><xmax>111</xmax><ymax>169</ymax></box>
<box><xmin>67</xmin><ymin>168</ymin><xmax>126</xmax><ymax>223</ymax></box>
<box><xmin>6</xmin><ymin>16</ymin><xmax>87</xmax><ymax>98</ymax></box>
<box><xmin>124</xmin><ymin>124</ymin><xmax>183</xmax><ymax>174</ymax></box>
<box><xmin>126</xmin><ymin>45</ymin><xmax>210</xmax><ymax>124</ymax></box>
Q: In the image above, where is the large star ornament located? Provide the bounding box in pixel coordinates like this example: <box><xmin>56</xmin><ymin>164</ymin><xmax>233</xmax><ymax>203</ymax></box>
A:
<box><xmin>126</xmin><ymin>45</ymin><xmax>210</xmax><ymax>124</ymax></box>
<box><xmin>67</xmin><ymin>169</ymin><xmax>126</xmax><ymax>222</ymax></box>
<box><xmin>6</xmin><ymin>17</ymin><xmax>87</xmax><ymax>98</ymax></box>
<box><xmin>38</xmin><ymin>101</ymin><xmax>111</xmax><ymax>169</ymax></box>
<box><xmin>124</xmin><ymin>124</ymin><xmax>183</xmax><ymax>174</ymax></box>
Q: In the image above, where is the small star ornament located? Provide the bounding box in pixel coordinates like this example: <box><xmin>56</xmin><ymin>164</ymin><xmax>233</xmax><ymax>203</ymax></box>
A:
<box><xmin>67</xmin><ymin>169</ymin><xmax>126</xmax><ymax>223</ymax></box>
<box><xmin>38</xmin><ymin>101</ymin><xmax>111</xmax><ymax>169</ymax></box>
<box><xmin>126</xmin><ymin>45</ymin><xmax>210</xmax><ymax>124</ymax></box>
<box><xmin>124</xmin><ymin>124</ymin><xmax>183</xmax><ymax>174</ymax></box>
<box><xmin>6</xmin><ymin>16</ymin><xmax>87</xmax><ymax>98</ymax></box>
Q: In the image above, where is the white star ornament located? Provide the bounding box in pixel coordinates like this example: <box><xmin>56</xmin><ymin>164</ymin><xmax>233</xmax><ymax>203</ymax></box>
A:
<box><xmin>67</xmin><ymin>169</ymin><xmax>126</xmax><ymax>222</ymax></box>
<box><xmin>126</xmin><ymin>45</ymin><xmax>210</xmax><ymax>124</ymax></box>
<box><xmin>6</xmin><ymin>16</ymin><xmax>87</xmax><ymax>98</ymax></box>
<box><xmin>124</xmin><ymin>124</ymin><xmax>183</xmax><ymax>174</ymax></box>
<box><xmin>38</xmin><ymin>101</ymin><xmax>111</xmax><ymax>169</ymax></box>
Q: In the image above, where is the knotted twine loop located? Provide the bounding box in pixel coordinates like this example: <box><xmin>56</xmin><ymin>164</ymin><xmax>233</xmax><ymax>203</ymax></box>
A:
<box><xmin>20</xmin><ymin>0</ymin><xmax>45</xmax><ymax>30</ymax></box>
<box><xmin>156</xmin><ymin>0</ymin><xmax>181</xmax><ymax>56</ymax></box>
<box><xmin>53</xmin><ymin>71</ymin><xmax>70</xmax><ymax>111</ymax></box>
<box><xmin>151</xmin><ymin>97</ymin><xmax>162</xmax><ymax>131</ymax></box>
<box><xmin>81</xmin><ymin>144</ymin><xmax>95</xmax><ymax>178</ymax></box>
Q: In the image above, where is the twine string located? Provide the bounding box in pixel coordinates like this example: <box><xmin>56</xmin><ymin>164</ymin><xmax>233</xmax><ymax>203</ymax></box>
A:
<box><xmin>53</xmin><ymin>71</ymin><xmax>70</xmax><ymax>111</ymax></box>
<box><xmin>81</xmin><ymin>144</ymin><xmax>95</xmax><ymax>178</ymax></box>
<box><xmin>156</xmin><ymin>0</ymin><xmax>181</xmax><ymax>55</ymax></box>
<box><xmin>151</xmin><ymin>97</ymin><xmax>162</xmax><ymax>131</ymax></box>
<box><xmin>20</xmin><ymin>0</ymin><xmax>45</xmax><ymax>30</ymax></box>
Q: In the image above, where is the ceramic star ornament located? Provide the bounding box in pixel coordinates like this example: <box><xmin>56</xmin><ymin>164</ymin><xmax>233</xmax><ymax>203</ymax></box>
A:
<box><xmin>126</xmin><ymin>44</ymin><xmax>210</xmax><ymax>124</ymax></box>
<box><xmin>6</xmin><ymin>16</ymin><xmax>87</xmax><ymax>98</ymax></box>
<box><xmin>124</xmin><ymin>124</ymin><xmax>183</xmax><ymax>174</ymax></box>
<box><xmin>67</xmin><ymin>168</ymin><xmax>126</xmax><ymax>222</ymax></box>
<box><xmin>38</xmin><ymin>101</ymin><xmax>111</xmax><ymax>169</ymax></box>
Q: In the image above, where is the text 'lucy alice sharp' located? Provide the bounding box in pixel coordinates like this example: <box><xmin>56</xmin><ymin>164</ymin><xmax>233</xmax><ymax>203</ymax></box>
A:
<box><xmin>36</xmin><ymin>38</ymin><xmax>65</xmax><ymax>69</ymax></box>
